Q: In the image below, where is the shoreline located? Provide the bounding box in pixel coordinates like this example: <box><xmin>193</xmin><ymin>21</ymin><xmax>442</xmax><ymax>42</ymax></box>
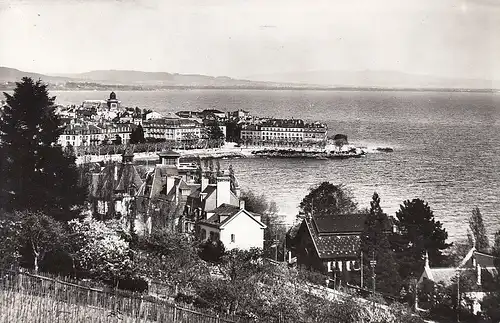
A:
<box><xmin>75</xmin><ymin>143</ymin><xmax>393</xmax><ymax>164</ymax></box>
<box><xmin>76</xmin><ymin>145</ymin><xmax>256</xmax><ymax>164</ymax></box>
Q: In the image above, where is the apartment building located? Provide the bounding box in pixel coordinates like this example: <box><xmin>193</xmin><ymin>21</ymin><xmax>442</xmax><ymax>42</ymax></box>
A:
<box><xmin>143</xmin><ymin>118</ymin><xmax>203</xmax><ymax>141</ymax></box>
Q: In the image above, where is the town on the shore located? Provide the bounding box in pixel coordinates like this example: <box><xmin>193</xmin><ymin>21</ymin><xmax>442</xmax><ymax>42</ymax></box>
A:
<box><xmin>49</xmin><ymin>91</ymin><xmax>371</xmax><ymax>161</ymax></box>
<box><xmin>1</xmin><ymin>82</ymin><xmax>500</xmax><ymax>323</ymax></box>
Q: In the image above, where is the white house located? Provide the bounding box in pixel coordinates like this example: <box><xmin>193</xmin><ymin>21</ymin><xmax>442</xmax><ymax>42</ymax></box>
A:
<box><xmin>198</xmin><ymin>201</ymin><xmax>266</xmax><ymax>251</ymax></box>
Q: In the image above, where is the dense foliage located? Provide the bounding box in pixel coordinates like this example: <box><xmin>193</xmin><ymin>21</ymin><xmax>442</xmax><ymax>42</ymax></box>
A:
<box><xmin>469</xmin><ymin>206</ymin><xmax>490</xmax><ymax>252</ymax></box>
<box><xmin>129</xmin><ymin>124</ymin><xmax>145</xmax><ymax>144</ymax></box>
<box><xmin>0</xmin><ymin>77</ymin><xmax>86</xmax><ymax>221</ymax></box>
<box><xmin>360</xmin><ymin>192</ymin><xmax>401</xmax><ymax>296</ymax></box>
<box><xmin>298</xmin><ymin>182</ymin><xmax>358</xmax><ymax>217</ymax></box>
<box><xmin>391</xmin><ymin>199</ymin><xmax>452</xmax><ymax>281</ymax></box>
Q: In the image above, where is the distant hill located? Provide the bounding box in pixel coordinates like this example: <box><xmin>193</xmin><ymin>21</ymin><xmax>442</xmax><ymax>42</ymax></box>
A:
<box><xmin>1</xmin><ymin>66</ymin><xmax>498</xmax><ymax>91</ymax></box>
<box><xmin>246</xmin><ymin>70</ymin><xmax>499</xmax><ymax>90</ymax></box>
<box><xmin>0</xmin><ymin>66</ymin><xmax>72</xmax><ymax>84</ymax></box>
<box><xmin>55</xmin><ymin>70</ymin><xmax>276</xmax><ymax>87</ymax></box>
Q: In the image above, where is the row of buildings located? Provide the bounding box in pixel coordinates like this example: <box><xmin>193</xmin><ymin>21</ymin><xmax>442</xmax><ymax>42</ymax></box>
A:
<box><xmin>55</xmin><ymin>92</ymin><xmax>327</xmax><ymax>148</ymax></box>
<box><xmin>90</xmin><ymin>149</ymin><xmax>266</xmax><ymax>251</ymax></box>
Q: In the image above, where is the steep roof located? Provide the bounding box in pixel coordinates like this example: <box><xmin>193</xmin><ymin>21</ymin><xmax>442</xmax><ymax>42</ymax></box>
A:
<box><xmin>199</xmin><ymin>204</ymin><xmax>266</xmax><ymax>229</ymax></box>
<box><xmin>425</xmin><ymin>268</ymin><xmax>459</xmax><ymax>285</ymax></box>
<box><xmin>304</xmin><ymin>218</ymin><xmax>361</xmax><ymax>259</ymax></box>
<box><xmin>312</xmin><ymin>214</ymin><xmax>367</xmax><ymax>234</ymax></box>
<box><xmin>115</xmin><ymin>164</ymin><xmax>143</xmax><ymax>191</ymax></box>
<box><xmin>92</xmin><ymin>162</ymin><xmax>143</xmax><ymax>199</ymax></box>
<box><xmin>459</xmin><ymin>248</ymin><xmax>499</xmax><ymax>269</ymax></box>
<box><xmin>149</xmin><ymin>165</ymin><xmax>179</xmax><ymax>199</ymax></box>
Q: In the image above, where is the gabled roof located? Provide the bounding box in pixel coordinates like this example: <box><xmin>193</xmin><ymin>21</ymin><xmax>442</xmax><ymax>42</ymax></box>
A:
<box><xmin>304</xmin><ymin>218</ymin><xmax>361</xmax><ymax>259</ymax></box>
<box><xmin>312</xmin><ymin>214</ymin><xmax>367</xmax><ymax>235</ymax></box>
<box><xmin>311</xmin><ymin>214</ymin><xmax>392</xmax><ymax>235</ymax></box>
<box><xmin>92</xmin><ymin>162</ymin><xmax>143</xmax><ymax>198</ymax></box>
<box><xmin>459</xmin><ymin>248</ymin><xmax>499</xmax><ymax>269</ymax></box>
<box><xmin>424</xmin><ymin>268</ymin><xmax>459</xmax><ymax>285</ymax></box>
<box><xmin>115</xmin><ymin>164</ymin><xmax>143</xmax><ymax>191</ymax></box>
<box><xmin>199</xmin><ymin>204</ymin><xmax>266</xmax><ymax>229</ymax></box>
<box><xmin>148</xmin><ymin>165</ymin><xmax>178</xmax><ymax>199</ymax></box>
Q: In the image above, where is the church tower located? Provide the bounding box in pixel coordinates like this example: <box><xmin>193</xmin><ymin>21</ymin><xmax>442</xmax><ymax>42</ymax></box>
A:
<box><xmin>107</xmin><ymin>91</ymin><xmax>120</xmax><ymax>109</ymax></box>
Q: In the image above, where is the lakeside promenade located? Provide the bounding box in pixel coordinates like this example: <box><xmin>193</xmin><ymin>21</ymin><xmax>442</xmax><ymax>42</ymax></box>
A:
<box><xmin>75</xmin><ymin>143</ymin><xmax>254</xmax><ymax>164</ymax></box>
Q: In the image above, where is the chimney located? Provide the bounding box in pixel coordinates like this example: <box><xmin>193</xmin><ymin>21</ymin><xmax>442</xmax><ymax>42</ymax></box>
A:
<box><xmin>239</xmin><ymin>200</ymin><xmax>245</xmax><ymax>210</ymax></box>
<box><xmin>216</xmin><ymin>176</ymin><xmax>231</xmax><ymax>207</ymax></box>
<box><xmin>424</xmin><ymin>251</ymin><xmax>430</xmax><ymax>268</ymax></box>
<box><xmin>201</xmin><ymin>176</ymin><xmax>209</xmax><ymax>192</ymax></box>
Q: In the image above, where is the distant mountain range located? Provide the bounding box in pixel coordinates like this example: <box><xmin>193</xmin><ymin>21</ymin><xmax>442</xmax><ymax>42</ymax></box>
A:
<box><xmin>246</xmin><ymin>70</ymin><xmax>500</xmax><ymax>90</ymax></box>
<box><xmin>1</xmin><ymin>66</ymin><xmax>498</xmax><ymax>91</ymax></box>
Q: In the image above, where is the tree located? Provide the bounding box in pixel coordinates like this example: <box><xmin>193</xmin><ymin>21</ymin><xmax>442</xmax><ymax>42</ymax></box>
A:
<box><xmin>113</xmin><ymin>134</ymin><xmax>122</xmax><ymax>145</ymax></box>
<box><xmin>198</xmin><ymin>239</ymin><xmax>225</xmax><ymax>263</ymax></box>
<box><xmin>0</xmin><ymin>78</ymin><xmax>86</xmax><ymax>221</ymax></box>
<box><xmin>136</xmin><ymin>229</ymin><xmax>207</xmax><ymax>286</ymax></box>
<box><xmin>469</xmin><ymin>207</ymin><xmax>489</xmax><ymax>252</ymax></box>
<box><xmin>298</xmin><ymin>182</ymin><xmax>358</xmax><ymax>218</ymax></box>
<box><xmin>68</xmin><ymin>216</ymin><xmax>135</xmax><ymax>287</ymax></box>
<box><xmin>130</xmin><ymin>124</ymin><xmax>145</xmax><ymax>144</ymax></box>
<box><xmin>359</xmin><ymin>192</ymin><xmax>401</xmax><ymax>295</ymax></box>
<box><xmin>241</xmin><ymin>189</ymin><xmax>269</xmax><ymax>215</ymax></box>
<box><xmin>207</xmin><ymin>123</ymin><xmax>225</xmax><ymax>141</ymax></box>
<box><xmin>16</xmin><ymin>211</ymin><xmax>66</xmax><ymax>272</ymax></box>
<box><xmin>391</xmin><ymin>199</ymin><xmax>452</xmax><ymax>281</ymax></box>
<box><xmin>0</xmin><ymin>210</ymin><xmax>22</xmax><ymax>269</ymax></box>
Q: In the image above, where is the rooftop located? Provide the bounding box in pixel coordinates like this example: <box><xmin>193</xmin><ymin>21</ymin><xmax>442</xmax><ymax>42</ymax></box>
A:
<box><xmin>305</xmin><ymin>219</ymin><xmax>360</xmax><ymax>259</ymax></box>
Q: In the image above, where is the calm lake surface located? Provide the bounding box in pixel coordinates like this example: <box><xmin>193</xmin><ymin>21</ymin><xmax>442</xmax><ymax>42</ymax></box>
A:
<box><xmin>52</xmin><ymin>89</ymin><xmax>500</xmax><ymax>242</ymax></box>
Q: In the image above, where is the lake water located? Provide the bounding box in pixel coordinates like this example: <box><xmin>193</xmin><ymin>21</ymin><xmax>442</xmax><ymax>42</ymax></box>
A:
<box><xmin>52</xmin><ymin>89</ymin><xmax>500</xmax><ymax>242</ymax></box>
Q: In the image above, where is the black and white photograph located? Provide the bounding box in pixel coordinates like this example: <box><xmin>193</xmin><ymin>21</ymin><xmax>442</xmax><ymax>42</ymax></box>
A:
<box><xmin>0</xmin><ymin>0</ymin><xmax>499</xmax><ymax>322</ymax></box>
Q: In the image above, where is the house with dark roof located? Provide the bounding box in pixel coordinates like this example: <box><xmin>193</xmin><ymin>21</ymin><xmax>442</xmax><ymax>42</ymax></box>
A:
<box><xmin>418</xmin><ymin>247</ymin><xmax>499</xmax><ymax>314</ymax></box>
<box><xmin>181</xmin><ymin>171</ymin><xmax>242</xmax><ymax>236</ymax></box>
<box><xmin>197</xmin><ymin>202</ymin><xmax>266</xmax><ymax>250</ymax></box>
<box><xmin>136</xmin><ymin>150</ymin><xmax>200</xmax><ymax>234</ymax></box>
<box><xmin>289</xmin><ymin>214</ymin><xmax>392</xmax><ymax>281</ymax></box>
<box><xmin>90</xmin><ymin>149</ymin><xmax>144</xmax><ymax>232</ymax></box>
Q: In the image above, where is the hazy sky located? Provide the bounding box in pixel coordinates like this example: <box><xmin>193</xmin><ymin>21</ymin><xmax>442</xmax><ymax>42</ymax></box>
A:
<box><xmin>0</xmin><ymin>0</ymin><xmax>499</xmax><ymax>80</ymax></box>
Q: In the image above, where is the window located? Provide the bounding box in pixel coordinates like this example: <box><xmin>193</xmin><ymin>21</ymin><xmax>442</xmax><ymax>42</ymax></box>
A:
<box><xmin>209</xmin><ymin>231</ymin><xmax>215</xmax><ymax>241</ymax></box>
<box><xmin>231</xmin><ymin>234</ymin><xmax>235</xmax><ymax>243</ymax></box>
<box><xmin>201</xmin><ymin>229</ymin><xmax>206</xmax><ymax>240</ymax></box>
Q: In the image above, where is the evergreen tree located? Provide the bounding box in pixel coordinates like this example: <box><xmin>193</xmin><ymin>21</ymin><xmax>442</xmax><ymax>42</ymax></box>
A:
<box><xmin>391</xmin><ymin>199</ymin><xmax>451</xmax><ymax>281</ymax></box>
<box><xmin>0</xmin><ymin>77</ymin><xmax>86</xmax><ymax>221</ymax></box>
<box><xmin>360</xmin><ymin>192</ymin><xmax>401</xmax><ymax>295</ymax></box>
<box><xmin>298</xmin><ymin>182</ymin><xmax>357</xmax><ymax>218</ymax></box>
<box><xmin>469</xmin><ymin>207</ymin><xmax>489</xmax><ymax>252</ymax></box>
<box><xmin>207</xmin><ymin>123</ymin><xmax>225</xmax><ymax>141</ymax></box>
<box><xmin>113</xmin><ymin>134</ymin><xmax>122</xmax><ymax>145</ymax></box>
<box><xmin>129</xmin><ymin>124</ymin><xmax>145</xmax><ymax>144</ymax></box>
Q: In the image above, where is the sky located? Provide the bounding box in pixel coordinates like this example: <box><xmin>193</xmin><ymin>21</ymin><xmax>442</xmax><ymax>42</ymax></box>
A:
<box><xmin>0</xmin><ymin>0</ymin><xmax>499</xmax><ymax>81</ymax></box>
